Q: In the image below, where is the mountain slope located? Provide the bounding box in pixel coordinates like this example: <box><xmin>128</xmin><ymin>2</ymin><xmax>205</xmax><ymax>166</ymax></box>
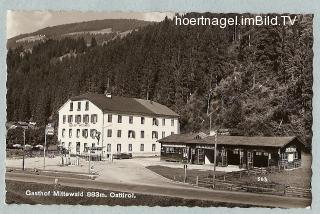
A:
<box><xmin>7</xmin><ymin>19</ymin><xmax>153</xmax><ymax>49</ymax></box>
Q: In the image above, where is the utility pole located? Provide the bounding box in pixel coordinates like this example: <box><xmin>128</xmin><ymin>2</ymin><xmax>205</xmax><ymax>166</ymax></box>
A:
<box><xmin>213</xmin><ymin>133</ymin><xmax>217</xmax><ymax>188</ymax></box>
<box><xmin>44</xmin><ymin>130</ymin><xmax>46</xmax><ymax>169</ymax></box>
<box><xmin>22</xmin><ymin>128</ymin><xmax>26</xmax><ymax>171</ymax></box>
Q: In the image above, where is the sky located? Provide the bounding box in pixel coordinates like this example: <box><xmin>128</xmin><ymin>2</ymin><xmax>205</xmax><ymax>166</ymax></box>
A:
<box><xmin>6</xmin><ymin>11</ymin><xmax>175</xmax><ymax>38</ymax></box>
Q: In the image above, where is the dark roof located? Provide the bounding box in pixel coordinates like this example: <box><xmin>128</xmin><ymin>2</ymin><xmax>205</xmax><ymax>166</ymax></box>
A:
<box><xmin>69</xmin><ymin>93</ymin><xmax>179</xmax><ymax>117</ymax></box>
<box><xmin>159</xmin><ymin>134</ymin><xmax>305</xmax><ymax>148</ymax></box>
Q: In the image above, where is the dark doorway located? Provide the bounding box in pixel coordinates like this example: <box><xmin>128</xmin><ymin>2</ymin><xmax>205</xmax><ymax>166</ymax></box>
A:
<box><xmin>227</xmin><ymin>150</ymin><xmax>240</xmax><ymax>165</ymax></box>
<box><xmin>253</xmin><ymin>151</ymin><xmax>268</xmax><ymax>167</ymax></box>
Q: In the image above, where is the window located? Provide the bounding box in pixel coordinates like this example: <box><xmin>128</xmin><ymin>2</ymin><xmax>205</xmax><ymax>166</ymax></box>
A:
<box><xmin>76</xmin><ymin>142</ymin><xmax>80</xmax><ymax>153</ymax></box>
<box><xmin>118</xmin><ymin>115</ymin><xmax>122</xmax><ymax>123</ymax></box>
<box><xmin>128</xmin><ymin>144</ymin><xmax>132</xmax><ymax>152</ymax></box>
<box><xmin>76</xmin><ymin>129</ymin><xmax>80</xmax><ymax>138</ymax></box>
<box><xmin>82</xmin><ymin>129</ymin><xmax>88</xmax><ymax>138</ymax></box>
<box><xmin>77</xmin><ymin>102</ymin><xmax>81</xmax><ymax>111</ymax></box>
<box><xmin>256</xmin><ymin>151</ymin><xmax>262</xmax><ymax>156</ymax></box>
<box><xmin>129</xmin><ymin>116</ymin><xmax>133</xmax><ymax>124</ymax></box>
<box><xmin>75</xmin><ymin>115</ymin><xmax>81</xmax><ymax>124</ymax></box>
<box><xmin>91</xmin><ymin>114</ymin><xmax>97</xmax><ymax>124</ymax></box>
<box><xmin>233</xmin><ymin>149</ymin><xmax>239</xmax><ymax>154</ymax></box>
<box><xmin>83</xmin><ymin>114</ymin><xmax>89</xmax><ymax>124</ymax></box>
<box><xmin>281</xmin><ymin>153</ymin><xmax>288</xmax><ymax>160</ymax></box>
<box><xmin>68</xmin><ymin>115</ymin><xmax>73</xmax><ymax>123</ymax></box>
<box><xmin>92</xmin><ymin>143</ymin><xmax>95</xmax><ymax>148</ymax></box>
<box><xmin>90</xmin><ymin>129</ymin><xmax>96</xmax><ymax>139</ymax></box>
<box><xmin>294</xmin><ymin>152</ymin><xmax>298</xmax><ymax>159</ymax></box>
<box><xmin>107</xmin><ymin>144</ymin><xmax>111</xmax><ymax>152</ymax></box>
<box><xmin>85</xmin><ymin>101</ymin><xmax>89</xmax><ymax>111</ymax></box>
<box><xmin>63</xmin><ymin>115</ymin><xmax>66</xmax><ymax>124</ymax></box>
<box><xmin>152</xmin><ymin>144</ymin><xmax>156</xmax><ymax>151</ymax></box>
<box><xmin>162</xmin><ymin>131</ymin><xmax>165</xmax><ymax>138</ymax></box>
<box><xmin>140</xmin><ymin>144</ymin><xmax>144</xmax><ymax>151</ymax></box>
<box><xmin>117</xmin><ymin>144</ymin><xmax>121</xmax><ymax>153</ymax></box>
<box><xmin>108</xmin><ymin>114</ymin><xmax>112</xmax><ymax>123</ymax></box>
<box><xmin>162</xmin><ymin>118</ymin><xmax>166</xmax><ymax>126</ymax></box>
<box><xmin>70</xmin><ymin>102</ymin><xmax>73</xmax><ymax>111</ymax></box>
<box><xmin>62</xmin><ymin>129</ymin><xmax>65</xmax><ymax>137</ymax></box>
<box><xmin>117</xmin><ymin>130</ymin><xmax>121</xmax><ymax>138</ymax></box>
<box><xmin>107</xmin><ymin>129</ymin><xmax>112</xmax><ymax>137</ymax></box>
<box><xmin>69</xmin><ymin>129</ymin><xmax>72</xmax><ymax>138</ymax></box>
<box><xmin>171</xmin><ymin>132</ymin><xmax>174</xmax><ymax>135</ymax></box>
<box><xmin>141</xmin><ymin>131</ymin><xmax>145</xmax><ymax>138</ymax></box>
<box><xmin>141</xmin><ymin>117</ymin><xmax>145</xmax><ymax>124</ymax></box>
<box><xmin>264</xmin><ymin>152</ymin><xmax>269</xmax><ymax>156</ymax></box>
<box><xmin>68</xmin><ymin>142</ymin><xmax>72</xmax><ymax>149</ymax></box>
<box><xmin>152</xmin><ymin>118</ymin><xmax>159</xmax><ymax>126</ymax></box>
<box><xmin>84</xmin><ymin>143</ymin><xmax>87</xmax><ymax>152</ymax></box>
<box><xmin>128</xmin><ymin>130</ymin><xmax>135</xmax><ymax>138</ymax></box>
<box><xmin>171</xmin><ymin>119</ymin><xmax>174</xmax><ymax>126</ymax></box>
<box><xmin>152</xmin><ymin>131</ymin><xmax>158</xmax><ymax>139</ymax></box>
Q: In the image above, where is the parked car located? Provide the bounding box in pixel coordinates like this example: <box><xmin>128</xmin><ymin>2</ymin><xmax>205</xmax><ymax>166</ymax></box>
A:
<box><xmin>12</xmin><ymin>144</ymin><xmax>22</xmax><ymax>148</ymax></box>
<box><xmin>112</xmin><ymin>153</ymin><xmax>132</xmax><ymax>159</ymax></box>
<box><xmin>34</xmin><ymin>145</ymin><xmax>44</xmax><ymax>150</ymax></box>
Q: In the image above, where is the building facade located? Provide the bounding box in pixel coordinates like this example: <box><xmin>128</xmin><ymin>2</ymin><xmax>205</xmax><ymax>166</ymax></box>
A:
<box><xmin>159</xmin><ymin>132</ymin><xmax>309</xmax><ymax>169</ymax></box>
<box><xmin>58</xmin><ymin>93</ymin><xmax>180</xmax><ymax>159</ymax></box>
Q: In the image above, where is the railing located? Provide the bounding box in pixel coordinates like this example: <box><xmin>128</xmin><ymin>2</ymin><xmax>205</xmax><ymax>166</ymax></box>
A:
<box><xmin>285</xmin><ymin>186</ymin><xmax>311</xmax><ymax>198</ymax></box>
<box><xmin>194</xmin><ymin>178</ymin><xmax>311</xmax><ymax>198</ymax></box>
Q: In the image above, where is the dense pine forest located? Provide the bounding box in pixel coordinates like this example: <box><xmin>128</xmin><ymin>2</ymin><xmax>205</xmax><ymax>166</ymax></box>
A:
<box><xmin>6</xmin><ymin>13</ymin><xmax>313</xmax><ymax>144</ymax></box>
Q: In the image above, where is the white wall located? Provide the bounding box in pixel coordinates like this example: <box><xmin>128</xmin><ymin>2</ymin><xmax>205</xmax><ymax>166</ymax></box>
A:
<box><xmin>102</xmin><ymin>114</ymin><xmax>179</xmax><ymax>157</ymax></box>
<box><xmin>58</xmin><ymin>100</ymin><xmax>103</xmax><ymax>154</ymax></box>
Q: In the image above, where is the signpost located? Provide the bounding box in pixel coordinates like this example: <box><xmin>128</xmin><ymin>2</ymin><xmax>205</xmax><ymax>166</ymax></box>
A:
<box><xmin>44</xmin><ymin>123</ymin><xmax>54</xmax><ymax>169</ymax></box>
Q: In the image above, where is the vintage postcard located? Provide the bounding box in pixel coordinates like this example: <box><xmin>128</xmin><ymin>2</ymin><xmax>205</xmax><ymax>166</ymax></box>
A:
<box><xmin>5</xmin><ymin>11</ymin><xmax>312</xmax><ymax>208</ymax></box>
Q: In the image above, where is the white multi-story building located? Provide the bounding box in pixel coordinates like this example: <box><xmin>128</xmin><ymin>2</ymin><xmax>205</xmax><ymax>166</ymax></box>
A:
<box><xmin>58</xmin><ymin>92</ymin><xmax>180</xmax><ymax>158</ymax></box>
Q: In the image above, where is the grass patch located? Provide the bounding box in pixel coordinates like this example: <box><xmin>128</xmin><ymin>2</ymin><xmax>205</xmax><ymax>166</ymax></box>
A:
<box><xmin>226</xmin><ymin>168</ymin><xmax>311</xmax><ymax>188</ymax></box>
<box><xmin>147</xmin><ymin>165</ymin><xmax>225</xmax><ymax>184</ymax></box>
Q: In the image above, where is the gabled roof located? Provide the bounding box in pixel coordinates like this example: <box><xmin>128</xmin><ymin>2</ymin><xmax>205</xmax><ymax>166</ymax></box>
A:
<box><xmin>69</xmin><ymin>93</ymin><xmax>179</xmax><ymax>117</ymax></box>
<box><xmin>159</xmin><ymin>133</ymin><xmax>306</xmax><ymax>148</ymax></box>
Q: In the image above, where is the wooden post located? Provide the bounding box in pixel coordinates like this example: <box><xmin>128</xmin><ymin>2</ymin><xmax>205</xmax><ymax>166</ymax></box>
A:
<box><xmin>183</xmin><ymin>164</ymin><xmax>187</xmax><ymax>183</ymax></box>
<box><xmin>196</xmin><ymin>176</ymin><xmax>199</xmax><ymax>186</ymax></box>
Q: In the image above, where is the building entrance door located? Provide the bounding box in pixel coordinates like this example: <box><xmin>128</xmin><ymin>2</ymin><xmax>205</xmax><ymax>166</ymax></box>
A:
<box><xmin>247</xmin><ymin>151</ymin><xmax>253</xmax><ymax>169</ymax></box>
<box><xmin>221</xmin><ymin>148</ymin><xmax>228</xmax><ymax>166</ymax></box>
<box><xmin>288</xmin><ymin>153</ymin><xmax>294</xmax><ymax>162</ymax></box>
<box><xmin>117</xmin><ymin>144</ymin><xmax>121</xmax><ymax>153</ymax></box>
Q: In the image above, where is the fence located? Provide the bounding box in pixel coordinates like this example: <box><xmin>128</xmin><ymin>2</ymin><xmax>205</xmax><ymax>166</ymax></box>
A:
<box><xmin>6</xmin><ymin>149</ymin><xmax>60</xmax><ymax>158</ymax></box>
<box><xmin>285</xmin><ymin>186</ymin><xmax>312</xmax><ymax>198</ymax></box>
<box><xmin>193</xmin><ymin>177</ymin><xmax>311</xmax><ymax>198</ymax></box>
<box><xmin>173</xmin><ymin>168</ymin><xmax>311</xmax><ymax>198</ymax></box>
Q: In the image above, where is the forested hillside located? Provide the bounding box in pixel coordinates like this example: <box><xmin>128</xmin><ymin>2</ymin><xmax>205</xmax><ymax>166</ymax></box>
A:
<box><xmin>6</xmin><ymin>13</ymin><xmax>313</xmax><ymax>143</ymax></box>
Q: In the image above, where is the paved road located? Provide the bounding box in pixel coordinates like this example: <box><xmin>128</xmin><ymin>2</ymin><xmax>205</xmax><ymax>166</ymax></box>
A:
<box><xmin>6</xmin><ymin>172</ymin><xmax>311</xmax><ymax>208</ymax></box>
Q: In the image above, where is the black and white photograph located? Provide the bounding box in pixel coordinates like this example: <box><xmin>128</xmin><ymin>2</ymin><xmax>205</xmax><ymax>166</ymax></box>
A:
<box><xmin>5</xmin><ymin>11</ymin><xmax>313</xmax><ymax>208</ymax></box>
